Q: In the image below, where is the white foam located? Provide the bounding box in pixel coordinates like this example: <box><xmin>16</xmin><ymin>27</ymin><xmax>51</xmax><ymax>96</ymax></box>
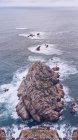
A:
<box><xmin>8</xmin><ymin>124</ymin><xmax>29</xmax><ymax>139</ymax></box>
<box><xmin>63</xmin><ymin>86</ymin><xmax>78</xmax><ymax>108</ymax></box>
<box><xmin>28</xmin><ymin>44</ymin><xmax>62</xmax><ymax>55</ymax></box>
<box><xmin>63</xmin><ymin>86</ymin><xmax>73</xmax><ymax>103</ymax></box>
<box><xmin>11</xmin><ymin>125</ymin><xmax>22</xmax><ymax>139</ymax></box>
<box><xmin>56</xmin><ymin>30</ymin><xmax>71</xmax><ymax>35</ymax></box>
<box><xmin>55</xmin><ymin>124</ymin><xmax>66</xmax><ymax>139</ymax></box>
<box><xmin>28</xmin><ymin>56</ymin><xmax>46</xmax><ymax>62</ymax></box>
<box><xmin>47</xmin><ymin>57</ymin><xmax>78</xmax><ymax>80</ymax></box>
<box><xmin>5</xmin><ymin>125</ymin><xmax>21</xmax><ymax>140</ymax></box>
<box><xmin>66</xmin><ymin>126</ymin><xmax>78</xmax><ymax>140</ymax></box>
<box><xmin>0</xmin><ymin>68</ymin><xmax>28</xmax><ymax>119</ymax></box>
<box><xmin>42</xmin><ymin>123</ymin><xmax>67</xmax><ymax>139</ymax></box>
<box><xmin>16</xmin><ymin>28</ymin><xmax>27</xmax><ymax>30</ymax></box>
<box><xmin>19</xmin><ymin>31</ymin><xmax>46</xmax><ymax>39</ymax></box>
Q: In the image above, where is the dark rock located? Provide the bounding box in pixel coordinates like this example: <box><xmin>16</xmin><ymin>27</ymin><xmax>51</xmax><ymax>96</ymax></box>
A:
<box><xmin>36</xmin><ymin>46</ymin><xmax>41</xmax><ymax>51</ymax></box>
<box><xmin>4</xmin><ymin>88</ymin><xmax>9</xmax><ymax>92</ymax></box>
<box><xmin>28</xmin><ymin>34</ymin><xmax>35</xmax><ymax>37</ymax></box>
<box><xmin>63</xmin><ymin>138</ymin><xmax>67</xmax><ymax>140</ymax></box>
<box><xmin>37</xmin><ymin>33</ymin><xmax>40</xmax><ymax>36</ymax></box>
<box><xmin>11</xmin><ymin>138</ymin><xmax>15</xmax><ymax>140</ymax></box>
<box><xmin>52</xmin><ymin>66</ymin><xmax>60</xmax><ymax>71</ymax></box>
<box><xmin>16</xmin><ymin>61</ymin><xmax>64</xmax><ymax>122</ymax></box>
<box><xmin>45</xmin><ymin>44</ymin><xmax>48</xmax><ymax>48</ymax></box>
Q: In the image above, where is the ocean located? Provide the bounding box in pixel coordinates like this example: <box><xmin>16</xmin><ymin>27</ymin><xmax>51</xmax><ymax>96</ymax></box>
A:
<box><xmin>0</xmin><ymin>7</ymin><xmax>78</xmax><ymax>139</ymax></box>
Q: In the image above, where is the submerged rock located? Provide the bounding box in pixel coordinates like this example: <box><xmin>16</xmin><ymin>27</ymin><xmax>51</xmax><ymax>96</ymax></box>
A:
<box><xmin>28</xmin><ymin>34</ymin><xmax>35</xmax><ymax>38</ymax></box>
<box><xmin>16</xmin><ymin>61</ymin><xmax>64</xmax><ymax>122</ymax></box>
<box><xmin>3</xmin><ymin>88</ymin><xmax>9</xmax><ymax>92</ymax></box>
<box><xmin>17</xmin><ymin>127</ymin><xmax>61</xmax><ymax>140</ymax></box>
<box><xmin>52</xmin><ymin>66</ymin><xmax>60</xmax><ymax>71</ymax></box>
<box><xmin>72</xmin><ymin>129</ymin><xmax>78</xmax><ymax>140</ymax></box>
<box><xmin>37</xmin><ymin>33</ymin><xmax>40</xmax><ymax>36</ymax></box>
<box><xmin>45</xmin><ymin>44</ymin><xmax>49</xmax><ymax>48</ymax></box>
<box><xmin>0</xmin><ymin>129</ymin><xmax>6</xmax><ymax>140</ymax></box>
<box><xmin>36</xmin><ymin>46</ymin><xmax>41</xmax><ymax>51</ymax></box>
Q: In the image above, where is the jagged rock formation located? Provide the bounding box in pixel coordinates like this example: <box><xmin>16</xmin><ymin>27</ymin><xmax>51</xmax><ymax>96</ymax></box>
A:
<box><xmin>17</xmin><ymin>127</ymin><xmax>61</xmax><ymax>140</ymax></box>
<box><xmin>72</xmin><ymin>129</ymin><xmax>78</xmax><ymax>140</ymax></box>
<box><xmin>16</xmin><ymin>61</ymin><xmax>64</xmax><ymax>122</ymax></box>
<box><xmin>0</xmin><ymin>129</ymin><xmax>6</xmax><ymax>140</ymax></box>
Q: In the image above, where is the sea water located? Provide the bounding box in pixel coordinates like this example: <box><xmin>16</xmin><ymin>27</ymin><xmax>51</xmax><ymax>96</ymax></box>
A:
<box><xmin>0</xmin><ymin>7</ymin><xmax>78</xmax><ymax>139</ymax></box>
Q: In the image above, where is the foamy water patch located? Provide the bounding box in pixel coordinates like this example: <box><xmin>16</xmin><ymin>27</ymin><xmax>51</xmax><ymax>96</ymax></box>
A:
<box><xmin>56</xmin><ymin>30</ymin><xmax>71</xmax><ymax>35</ymax></box>
<box><xmin>6</xmin><ymin>124</ymin><xmax>30</xmax><ymax>139</ymax></box>
<box><xmin>19</xmin><ymin>31</ymin><xmax>46</xmax><ymax>39</ymax></box>
<box><xmin>47</xmin><ymin>57</ymin><xmax>78</xmax><ymax>80</ymax></box>
<box><xmin>28</xmin><ymin>56</ymin><xmax>46</xmax><ymax>62</ymax></box>
<box><xmin>28</xmin><ymin>44</ymin><xmax>62</xmax><ymax>55</ymax></box>
<box><xmin>16</xmin><ymin>27</ymin><xmax>28</xmax><ymax>30</ymax></box>
<box><xmin>54</xmin><ymin>124</ymin><xmax>66</xmax><ymax>139</ymax></box>
<box><xmin>0</xmin><ymin>68</ymin><xmax>28</xmax><ymax>119</ymax></box>
<box><xmin>63</xmin><ymin>86</ymin><xmax>73</xmax><ymax>103</ymax></box>
<box><xmin>11</xmin><ymin>125</ymin><xmax>29</xmax><ymax>139</ymax></box>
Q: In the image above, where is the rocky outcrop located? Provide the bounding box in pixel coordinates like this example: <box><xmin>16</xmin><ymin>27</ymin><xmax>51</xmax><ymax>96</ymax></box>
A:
<box><xmin>17</xmin><ymin>127</ymin><xmax>61</xmax><ymax>140</ymax></box>
<box><xmin>36</xmin><ymin>46</ymin><xmax>41</xmax><ymax>51</ymax></box>
<box><xmin>16</xmin><ymin>61</ymin><xmax>64</xmax><ymax>122</ymax></box>
<box><xmin>69</xmin><ymin>102</ymin><xmax>76</xmax><ymax>114</ymax></box>
<box><xmin>72</xmin><ymin>129</ymin><xmax>78</xmax><ymax>140</ymax></box>
<box><xmin>0</xmin><ymin>129</ymin><xmax>6</xmax><ymax>140</ymax></box>
<box><xmin>28</xmin><ymin>34</ymin><xmax>35</xmax><ymax>37</ymax></box>
<box><xmin>37</xmin><ymin>33</ymin><xmax>40</xmax><ymax>36</ymax></box>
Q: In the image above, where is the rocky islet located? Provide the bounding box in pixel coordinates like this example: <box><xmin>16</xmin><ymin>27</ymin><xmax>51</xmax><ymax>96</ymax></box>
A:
<box><xmin>16</xmin><ymin>61</ymin><xmax>64</xmax><ymax>122</ymax></box>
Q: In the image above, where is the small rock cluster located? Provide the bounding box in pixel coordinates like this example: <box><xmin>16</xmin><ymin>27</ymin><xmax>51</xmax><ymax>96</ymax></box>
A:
<box><xmin>27</xmin><ymin>33</ymin><xmax>40</xmax><ymax>38</ymax></box>
<box><xmin>36</xmin><ymin>44</ymin><xmax>49</xmax><ymax>51</ymax></box>
<box><xmin>16</xmin><ymin>61</ymin><xmax>64</xmax><ymax>122</ymax></box>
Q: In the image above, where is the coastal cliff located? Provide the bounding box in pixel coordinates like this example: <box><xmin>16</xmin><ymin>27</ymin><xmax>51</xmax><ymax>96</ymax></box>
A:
<box><xmin>17</xmin><ymin>127</ymin><xmax>61</xmax><ymax>140</ymax></box>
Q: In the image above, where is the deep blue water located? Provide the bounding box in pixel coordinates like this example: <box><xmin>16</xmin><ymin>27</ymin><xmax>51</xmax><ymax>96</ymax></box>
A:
<box><xmin>0</xmin><ymin>7</ymin><xmax>78</xmax><ymax>138</ymax></box>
